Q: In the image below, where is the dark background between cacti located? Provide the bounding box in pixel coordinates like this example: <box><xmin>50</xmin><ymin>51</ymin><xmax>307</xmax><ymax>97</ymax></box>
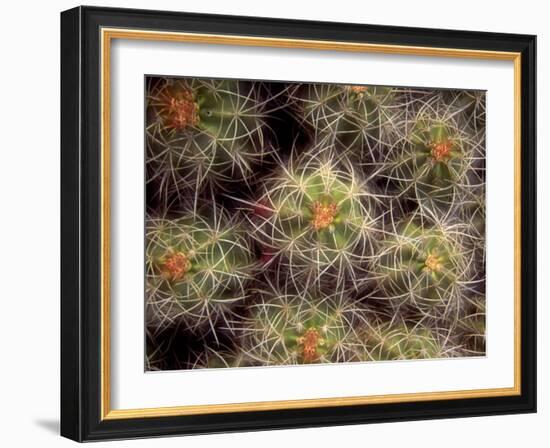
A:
<box><xmin>145</xmin><ymin>76</ymin><xmax>486</xmax><ymax>371</ymax></box>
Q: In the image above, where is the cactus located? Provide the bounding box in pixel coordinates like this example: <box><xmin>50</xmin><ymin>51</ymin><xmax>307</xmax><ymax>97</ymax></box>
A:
<box><xmin>145</xmin><ymin>206</ymin><xmax>256</xmax><ymax>331</ymax></box>
<box><xmin>380</xmin><ymin>111</ymin><xmax>479</xmax><ymax>213</ymax></box>
<box><xmin>189</xmin><ymin>345</ymin><xmax>256</xmax><ymax>369</ymax></box>
<box><xmin>360</xmin><ymin>323</ymin><xmax>448</xmax><ymax>361</ymax></box>
<box><xmin>374</xmin><ymin>214</ymin><xmax>475</xmax><ymax>316</ymax></box>
<box><xmin>145</xmin><ymin>328</ymin><xmax>169</xmax><ymax>371</ymax></box>
<box><xmin>441</xmin><ymin>89</ymin><xmax>486</xmax><ymax>132</ymax></box>
<box><xmin>243</xmin><ymin>282</ymin><xmax>363</xmax><ymax>365</ymax></box>
<box><xmin>146</xmin><ymin>77</ymin><xmax>276</xmax><ymax>203</ymax></box>
<box><xmin>456</xmin><ymin>296</ymin><xmax>486</xmax><ymax>355</ymax></box>
<box><xmin>290</xmin><ymin>83</ymin><xmax>397</xmax><ymax>162</ymax></box>
<box><xmin>245</xmin><ymin>147</ymin><xmax>379</xmax><ymax>291</ymax></box>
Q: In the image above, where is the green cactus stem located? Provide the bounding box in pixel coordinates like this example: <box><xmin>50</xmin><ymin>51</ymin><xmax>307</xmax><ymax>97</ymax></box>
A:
<box><xmin>246</xmin><ymin>148</ymin><xmax>379</xmax><ymax>291</ymax></box>
<box><xmin>375</xmin><ymin>216</ymin><xmax>474</xmax><ymax>316</ymax></box>
<box><xmin>189</xmin><ymin>345</ymin><xmax>256</xmax><ymax>369</ymax></box>
<box><xmin>291</xmin><ymin>83</ymin><xmax>396</xmax><ymax>161</ymax></box>
<box><xmin>456</xmin><ymin>296</ymin><xmax>486</xmax><ymax>355</ymax></box>
<box><xmin>361</xmin><ymin>323</ymin><xmax>447</xmax><ymax>361</ymax></box>
<box><xmin>146</xmin><ymin>206</ymin><xmax>256</xmax><ymax>330</ymax></box>
<box><xmin>146</xmin><ymin>78</ymin><xmax>276</xmax><ymax>201</ymax></box>
<box><xmin>382</xmin><ymin>115</ymin><xmax>474</xmax><ymax>211</ymax></box>
<box><xmin>244</xmin><ymin>284</ymin><xmax>363</xmax><ymax>365</ymax></box>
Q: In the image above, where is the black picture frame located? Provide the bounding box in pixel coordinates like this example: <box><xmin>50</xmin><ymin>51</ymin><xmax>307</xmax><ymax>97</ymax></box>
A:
<box><xmin>61</xmin><ymin>5</ymin><xmax>536</xmax><ymax>442</ymax></box>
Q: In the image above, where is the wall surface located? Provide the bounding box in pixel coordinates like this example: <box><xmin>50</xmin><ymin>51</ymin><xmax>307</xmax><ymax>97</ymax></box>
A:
<box><xmin>0</xmin><ymin>0</ymin><xmax>546</xmax><ymax>446</ymax></box>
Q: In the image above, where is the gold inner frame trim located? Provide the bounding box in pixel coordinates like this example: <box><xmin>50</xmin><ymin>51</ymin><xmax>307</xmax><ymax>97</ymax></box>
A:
<box><xmin>100</xmin><ymin>27</ymin><xmax>522</xmax><ymax>420</ymax></box>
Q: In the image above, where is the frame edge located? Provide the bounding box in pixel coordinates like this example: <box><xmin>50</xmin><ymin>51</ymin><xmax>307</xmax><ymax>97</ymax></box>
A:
<box><xmin>519</xmin><ymin>33</ymin><xmax>537</xmax><ymax>414</ymax></box>
<box><xmin>60</xmin><ymin>6</ymin><xmax>84</xmax><ymax>442</ymax></box>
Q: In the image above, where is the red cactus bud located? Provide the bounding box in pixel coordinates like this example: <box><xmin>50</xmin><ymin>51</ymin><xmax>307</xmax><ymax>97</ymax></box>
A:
<box><xmin>253</xmin><ymin>200</ymin><xmax>273</xmax><ymax>219</ymax></box>
<box><xmin>260</xmin><ymin>250</ymin><xmax>276</xmax><ymax>265</ymax></box>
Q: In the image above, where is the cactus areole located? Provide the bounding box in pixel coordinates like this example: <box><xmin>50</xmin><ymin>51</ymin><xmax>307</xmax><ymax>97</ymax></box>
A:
<box><xmin>161</xmin><ymin>251</ymin><xmax>192</xmax><ymax>281</ymax></box>
<box><xmin>311</xmin><ymin>201</ymin><xmax>338</xmax><ymax>231</ymax></box>
<box><xmin>416</xmin><ymin>123</ymin><xmax>460</xmax><ymax>168</ymax></box>
<box><xmin>429</xmin><ymin>140</ymin><xmax>454</xmax><ymax>163</ymax></box>
<box><xmin>297</xmin><ymin>328</ymin><xmax>325</xmax><ymax>363</ymax></box>
<box><xmin>347</xmin><ymin>85</ymin><xmax>369</xmax><ymax>97</ymax></box>
<box><xmin>160</xmin><ymin>86</ymin><xmax>200</xmax><ymax>131</ymax></box>
<box><xmin>423</xmin><ymin>251</ymin><xmax>444</xmax><ymax>274</ymax></box>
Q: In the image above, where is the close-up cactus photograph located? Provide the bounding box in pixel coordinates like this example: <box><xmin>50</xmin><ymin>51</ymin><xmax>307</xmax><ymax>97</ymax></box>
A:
<box><xmin>145</xmin><ymin>75</ymin><xmax>486</xmax><ymax>371</ymax></box>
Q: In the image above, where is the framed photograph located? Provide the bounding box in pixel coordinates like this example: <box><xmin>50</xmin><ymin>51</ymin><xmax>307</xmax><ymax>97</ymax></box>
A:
<box><xmin>60</xmin><ymin>6</ymin><xmax>536</xmax><ymax>442</ymax></box>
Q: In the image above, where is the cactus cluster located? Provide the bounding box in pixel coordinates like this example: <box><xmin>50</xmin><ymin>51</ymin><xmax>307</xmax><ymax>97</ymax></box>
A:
<box><xmin>145</xmin><ymin>76</ymin><xmax>485</xmax><ymax>371</ymax></box>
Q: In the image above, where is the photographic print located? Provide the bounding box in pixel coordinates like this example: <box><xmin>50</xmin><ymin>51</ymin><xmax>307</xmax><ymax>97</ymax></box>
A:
<box><xmin>144</xmin><ymin>76</ymin><xmax>486</xmax><ymax>371</ymax></box>
<box><xmin>61</xmin><ymin>9</ymin><xmax>536</xmax><ymax>439</ymax></box>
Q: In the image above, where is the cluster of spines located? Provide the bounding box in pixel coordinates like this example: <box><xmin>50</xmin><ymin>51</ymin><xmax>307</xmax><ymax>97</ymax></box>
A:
<box><xmin>146</xmin><ymin>205</ymin><xmax>256</xmax><ymax>335</ymax></box>
<box><xmin>146</xmin><ymin>77</ymin><xmax>280</xmax><ymax>209</ymax></box>
<box><xmin>239</xmin><ymin>146</ymin><xmax>379</xmax><ymax>294</ymax></box>
<box><xmin>145</xmin><ymin>77</ymin><xmax>485</xmax><ymax>370</ymax></box>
